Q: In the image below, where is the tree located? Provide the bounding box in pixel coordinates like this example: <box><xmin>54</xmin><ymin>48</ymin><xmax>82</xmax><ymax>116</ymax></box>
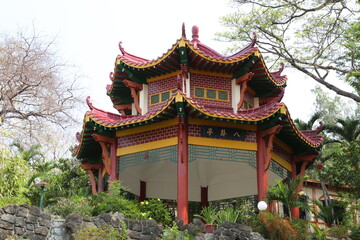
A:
<box><xmin>217</xmin><ymin>0</ymin><xmax>360</xmax><ymax>102</ymax></box>
<box><xmin>0</xmin><ymin>29</ymin><xmax>83</xmax><ymax>139</ymax></box>
<box><xmin>294</xmin><ymin>111</ymin><xmax>323</xmax><ymax>131</ymax></box>
<box><xmin>324</xmin><ymin>117</ymin><xmax>360</xmax><ymax>143</ymax></box>
<box><xmin>267</xmin><ymin>179</ymin><xmax>309</xmax><ymax>219</ymax></box>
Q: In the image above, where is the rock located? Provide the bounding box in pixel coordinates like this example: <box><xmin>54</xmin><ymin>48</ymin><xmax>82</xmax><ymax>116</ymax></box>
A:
<box><xmin>26</xmin><ymin>204</ymin><xmax>41</xmax><ymax>216</ymax></box>
<box><xmin>1</xmin><ymin>214</ymin><xmax>16</xmax><ymax>223</ymax></box>
<box><xmin>26</xmin><ymin>214</ymin><xmax>38</xmax><ymax>224</ymax></box>
<box><xmin>99</xmin><ymin>213</ymin><xmax>112</xmax><ymax>223</ymax></box>
<box><xmin>250</xmin><ymin>232</ymin><xmax>266</xmax><ymax>240</ymax></box>
<box><xmin>65</xmin><ymin>214</ymin><xmax>83</xmax><ymax>234</ymax></box>
<box><xmin>15</xmin><ymin>217</ymin><xmax>25</xmax><ymax>227</ymax></box>
<box><xmin>3</xmin><ymin>205</ymin><xmax>18</xmax><ymax>215</ymax></box>
<box><xmin>0</xmin><ymin>219</ymin><xmax>14</xmax><ymax>230</ymax></box>
<box><xmin>16</xmin><ymin>207</ymin><xmax>29</xmax><ymax>217</ymax></box>
<box><xmin>15</xmin><ymin>226</ymin><xmax>26</xmax><ymax>236</ymax></box>
<box><xmin>129</xmin><ymin>230</ymin><xmax>141</xmax><ymax>239</ymax></box>
<box><xmin>35</xmin><ymin>226</ymin><xmax>50</xmax><ymax>236</ymax></box>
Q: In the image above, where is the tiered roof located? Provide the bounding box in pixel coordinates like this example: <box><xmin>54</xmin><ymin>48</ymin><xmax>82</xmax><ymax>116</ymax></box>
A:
<box><xmin>75</xmin><ymin>24</ymin><xmax>323</xmax><ymax>162</ymax></box>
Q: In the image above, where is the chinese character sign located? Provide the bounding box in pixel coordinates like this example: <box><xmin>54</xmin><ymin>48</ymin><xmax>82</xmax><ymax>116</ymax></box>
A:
<box><xmin>201</xmin><ymin>126</ymin><xmax>246</xmax><ymax>141</ymax></box>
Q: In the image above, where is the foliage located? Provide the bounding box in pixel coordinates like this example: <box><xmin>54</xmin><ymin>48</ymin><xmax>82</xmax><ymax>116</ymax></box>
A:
<box><xmin>259</xmin><ymin>212</ymin><xmax>297</xmax><ymax>240</ymax></box>
<box><xmin>289</xmin><ymin>218</ymin><xmax>310</xmax><ymax>240</ymax></box>
<box><xmin>311</xmin><ymin>200</ymin><xmax>348</xmax><ymax>227</ymax></box>
<box><xmin>194</xmin><ymin>206</ymin><xmax>218</xmax><ymax>225</ymax></box>
<box><xmin>309</xmin><ymin>222</ymin><xmax>328</xmax><ymax>240</ymax></box>
<box><xmin>350</xmin><ymin>225</ymin><xmax>360</xmax><ymax>240</ymax></box>
<box><xmin>329</xmin><ymin>225</ymin><xmax>349</xmax><ymax>239</ymax></box>
<box><xmin>72</xmin><ymin>223</ymin><xmax>128</xmax><ymax>240</ymax></box>
<box><xmin>294</xmin><ymin>112</ymin><xmax>323</xmax><ymax>131</ymax></box>
<box><xmin>267</xmin><ymin>179</ymin><xmax>309</xmax><ymax>219</ymax></box>
<box><xmin>0</xmin><ymin>150</ymin><xmax>30</xmax><ymax>203</ymax></box>
<box><xmin>216</xmin><ymin>207</ymin><xmax>240</xmax><ymax>224</ymax></box>
<box><xmin>318</xmin><ymin>140</ymin><xmax>360</xmax><ymax>201</ymax></box>
<box><xmin>46</xmin><ymin>196</ymin><xmax>94</xmax><ymax>217</ymax></box>
<box><xmin>139</xmin><ymin>199</ymin><xmax>172</xmax><ymax>228</ymax></box>
<box><xmin>217</xmin><ymin>0</ymin><xmax>360</xmax><ymax>102</ymax></box>
<box><xmin>92</xmin><ymin>180</ymin><xmax>143</xmax><ymax>219</ymax></box>
<box><xmin>161</xmin><ymin>222</ymin><xmax>191</xmax><ymax>240</ymax></box>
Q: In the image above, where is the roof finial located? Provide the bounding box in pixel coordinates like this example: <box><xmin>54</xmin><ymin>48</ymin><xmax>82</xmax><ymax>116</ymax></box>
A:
<box><xmin>192</xmin><ymin>25</ymin><xmax>200</xmax><ymax>48</ymax></box>
<box><xmin>182</xmin><ymin>23</ymin><xmax>186</xmax><ymax>39</ymax></box>
<box><xmin>250</xmin><ymin>32</ymin><xmax>257</xmax><ymax>47</ymax></box>
<box><xmin>192</xmin><ymin>25</ymin><xmax>199</xmax><ymax>42</ymax></box>
<box><xmin>316</xmin><ymin>122</ymin><xmax>323</xmax><ymax>133</ymax></box>
<box><xmin>86</xmin><ymin>96</ymin><xmax>94</xmax><ymax>110</ymax></box>
<box><xmin>119</xmin><ymin>41</ymin><xmax>125</xmax><ymax>55</ymax></box>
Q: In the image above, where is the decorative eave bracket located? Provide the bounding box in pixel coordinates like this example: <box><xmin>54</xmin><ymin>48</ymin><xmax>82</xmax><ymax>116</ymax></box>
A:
<box><xmin>123</xmin><ymin>79</ymin><xmax>143</xmax><ymax>115</ymax></box>
<box><xmin>80</xmin><ymin>163</ymin><xmax>103</xmax><ymax>195</ymax></box>
<box><xmin>92</xmin><ymin>134</ymin><xmax>116</xmax><ymax>176</ymax></box>
<box><xmin>261</xmin><ymin>125</ymin><xmax>283</xmax><ymax>171</ymax></box>
<box><xmin>236</xmin><ymin>72</ymin><xmax>254</xmax><ymax>110</ymax></box>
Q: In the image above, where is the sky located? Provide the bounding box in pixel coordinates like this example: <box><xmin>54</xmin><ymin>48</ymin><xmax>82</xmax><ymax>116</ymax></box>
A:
<box><xmin>1</xmin><ymin>0</ymin><xmax>341</xmax><ymax>125</ymax></box>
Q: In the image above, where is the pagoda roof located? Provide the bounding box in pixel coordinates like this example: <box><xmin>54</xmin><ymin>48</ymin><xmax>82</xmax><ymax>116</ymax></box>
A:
<box><xmin>108</xmin><ymin>25</ymin><xmax>287</xmax><ymax>110</ymax></box>
<box><xmin>74</xmin><ymin>92</ymin><xmax>323</xmax><ymax>161</ymax></box>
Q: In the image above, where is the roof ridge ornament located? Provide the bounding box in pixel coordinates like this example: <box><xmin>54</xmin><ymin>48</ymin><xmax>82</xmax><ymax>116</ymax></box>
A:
<box><xmin>250</xmin><ymin>32</ymin><xmax>257</xmax><ymax>47</ymax></box>
<box><xmin>86</xmin><ymin>96</ymin><xmax>94</xmax><ymax>110</ymax></box>
<box><xmin>119</xmin><ymin>41</ymin><xmax>126</xmax><ymax>55</ymax></box>
<box><xmin>315</xmin><ymin>121</ymin><xmax>323</xmax><ymax>133</ymax></box>
<box><xmin>192</xmin><ymin>25</ymin><xmax>200</xmax><ymax>49</ymax></box>
<box><xmin>182</xmin><ymin>23</ymin><xmax>186</xmax><ymax>39</ymax></box>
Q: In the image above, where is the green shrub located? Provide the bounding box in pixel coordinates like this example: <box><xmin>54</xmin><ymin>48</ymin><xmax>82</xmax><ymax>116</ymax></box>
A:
<box><xmin>216</xmin><ymin>207</ymin><xmax>240</xmax><ymax>224</ymax></box>
<box><xmin>259</xmin><ymin>212</ymin><xmax>297</xmax><ymax>240</ymax></box>
<box><xmin>92</xmin><ymin>181</ymin><xmax>142</xmax><ymax>219</ymax></box>
<box><xmin>72</xmin><ymin>223</ymin><xmax>128</xmax><ymax>240</ymax></box>
<box><xmin>350</xmin><ymin>225</ymin><xmax>360</xmax><ymax>240</ymax></box>
<box><xmin>329</xmin><ymin>225</ymin><xmax>349</xmax><ymax>238</ymax></box>
<box><xmin>309</xmin><ymin>222</ymin><xmax>328</xmax><ymax>240</ymax></box>
<box><xmin>139</xmin><ymin>199</ymin><xmax>173</xmax><ymax>227</ymax></box>
<box><xmin>194</xmin><ymin>206</ymin><xmax>217</xmax><ymax>225</ymax></box>
<box><xmin>290</xmin><ymin>218</ymin><xmax>310</xmax><ymax>240</ymax></box>
<box><xmin>0</xmin><ymin>196</ymin><xmax>30</xmax><ymax>208</ymax></box>
<box><xmin>46</xmin><ymin>196</ymin><xmax>93</xmax><ymax>217</ymax></box>
<box><xmin>161</xmin><ymin>222</ymin><xmax>191</xmax><ymax>240</ymax></box>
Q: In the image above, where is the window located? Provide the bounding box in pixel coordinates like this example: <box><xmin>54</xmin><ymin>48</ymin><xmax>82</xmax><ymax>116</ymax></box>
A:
<box><xmin>150</xmin><ymin>89</ymin><xmax>176</xmax><ymax>105</ymax></box>
<box><xmin>194</xmin><ymin>87</ymin><xmax>229</xmax><ymax>101</ymax></box>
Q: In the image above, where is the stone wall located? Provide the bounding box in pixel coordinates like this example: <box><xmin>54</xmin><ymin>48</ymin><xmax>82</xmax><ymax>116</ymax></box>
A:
<box><xmin>0</xmin><ymin>204</ymin><xmax>162</xmax><ymax>240</ymax></box>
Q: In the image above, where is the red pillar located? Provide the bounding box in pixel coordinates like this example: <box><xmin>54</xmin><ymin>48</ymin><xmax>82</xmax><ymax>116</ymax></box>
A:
<box><xmin>110</xmin><ymin>139</ymin><xmax>118</xmax><ymax>181</ymax></box>
<box><xmin>177</xmin><ymin>115</ymin><xmax>189</xmax><ymax>224</ymax></box>
<box><xmin>256</xmin><ymin>126</ymin><xmax>268</xmax><ymax>201</ymax></box>
<box><xmin>201</xmin><ymin>186</ymin><xmax>209</xmax><ymax>208</ymax></box>
<box><xmin>139</xmin><ymin>180</ymin><xmax>146</xmax><ymax>202</ymax></box>
<box><xmin>290</xmin><ymin>160</ymin><xmax>300</xmax><ymax>218</ymax></box>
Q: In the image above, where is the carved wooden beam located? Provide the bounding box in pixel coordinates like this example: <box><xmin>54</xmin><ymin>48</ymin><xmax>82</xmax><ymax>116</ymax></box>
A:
<box><xmin>92</xmin><ymin>134</ymin><xmax>116</xmax><ymax>176</ymax></box>
<box><xmin>261</xmin><ymin>125</ymin><xmax>282</xmax><ymax>171</ymax></box>
<box><xmin>123</xmin><ymin>79</ymin><xmax>143</xmax><ymax>114</ymax></box>
<box><xmin>236</xmin><ymin>72</ymin><xmax>254</xmax><ymax>110</ymax></box>
<box><xmin>114</xmin><ymin>104</ymin><xmax>132</xmax><ymax>115</ymax></box>
<box><xmin>293</xmin><ymin>154</ymin><xmax>318</xmax><ymax>163</ymax></box>
<box><xmin>86</xmin><ymin>169</ymin><xmax>98</xmax><ymax>195</ymax></box>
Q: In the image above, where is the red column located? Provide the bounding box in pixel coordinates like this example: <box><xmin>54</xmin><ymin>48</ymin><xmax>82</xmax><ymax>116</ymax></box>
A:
<box><xmin>177</xmin><ymin>115</ymin><xmax>189</xmax><ymax>224</ymax></box>
<box><xmin>290</xmin><ymin>159</ymin><xmax>300</xmax><ymax>218</ymax></box>
<box><xmin>201</xmin><ymin>186</ymin><xmax>209</xmax><ymax>208</ymax></box>
<box><xmin>256</xmin><ymin>126</ymin><xmax>268</xmax><ymax>201</ymax></box>
<box><xmin>139</xmin><ymin>180</ymin><xmax>146</xmax><ymax>202</ymax></box>
<box><xmin>110</xmin><ymin>139</ymin><xmax>117</xmax><ymax>181</ymax></box>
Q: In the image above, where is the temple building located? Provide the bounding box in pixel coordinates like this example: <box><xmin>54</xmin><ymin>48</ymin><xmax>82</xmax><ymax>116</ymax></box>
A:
<box><xmin>74</xmin><ymin>24</ymin><xmax>323</xmax><ymax>223</ymax></box>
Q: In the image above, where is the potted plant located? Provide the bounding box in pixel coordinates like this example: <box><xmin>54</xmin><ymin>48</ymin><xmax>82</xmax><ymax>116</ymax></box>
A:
<box><xmin>194</xmin><ymin>206</ymin><xmax>218</xmax><ymax>233</ymax></box>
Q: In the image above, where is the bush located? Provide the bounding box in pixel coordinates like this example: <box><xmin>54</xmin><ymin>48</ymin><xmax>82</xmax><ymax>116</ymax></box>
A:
<box><xmin>139</xmin><ymin>199</ymin><xmax>173</xmax><ymax>228</ymax></box>
<box><xmin>290</xmin><ymin>218</ymin><xmax>310</xmax><ymax>240</ymax></box>
<box><xmin>91</xmin><ymin>181</ymin><xmax>142</xmax><ymax>219</ymax></box>
<box><xmin>161</xmin><ymin>222</ymin><xmax>191</xmax><ymax>240</ymax></box>
<box><xmin>350</xmin><ymin>225</ymin><xmax>360</xmax><ymax>240</ymax></box>
<box><xmin>259</xmin><ymin>212</ymin><xmax>297</xmax><ymax>240</ymax></box>
<box><xmin>329</xmin><ymin>225</ymin><xmax>349</xmax><ymax>238</ymax></box>
<box><xmin>72</xmin><ymin>223</ymin><xmax>128</xmax><ymax>240</ymax></box>
<box><xmin>46</xmin><ymin>196</ymin><xmax>93</xmax><ymax>217</ymax></box>
<box><xmin>216</xmin><ymin>207</ymin><xmax>240</xmax><ymax>224</ymax></box>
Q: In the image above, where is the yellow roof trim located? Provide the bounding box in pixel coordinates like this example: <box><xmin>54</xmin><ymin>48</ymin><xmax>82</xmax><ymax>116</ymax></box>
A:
<box><xmin>190</xmin><ymin>68</ymin><xmax>232</xmax><ymax>78</ymax></box>
<box><xmin>147</xmin><ymin>70</ymin><xmax>181</xmax><ymax>83</ymax></box>
<box><xmin>115</xmin><ymin>40</ymin><xmax>181</xmax><ymax>69</ymax></box>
